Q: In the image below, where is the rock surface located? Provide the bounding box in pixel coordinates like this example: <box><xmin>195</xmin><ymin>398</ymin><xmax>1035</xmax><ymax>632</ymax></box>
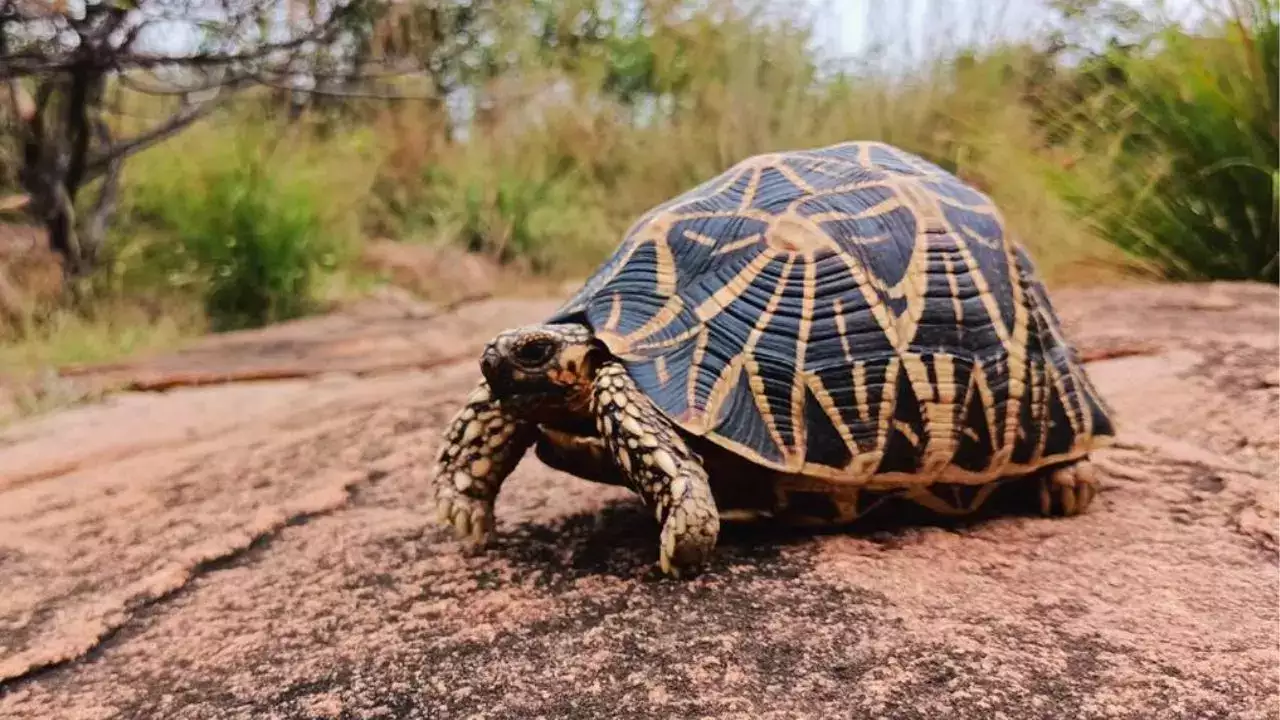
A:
<box><xmin>0</xmin><ymin>282</ymin><xmax>1276</xmax><ymax>720</ymax></box>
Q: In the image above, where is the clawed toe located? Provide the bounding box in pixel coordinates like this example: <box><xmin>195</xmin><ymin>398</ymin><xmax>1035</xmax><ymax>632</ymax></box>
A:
<box><xmin>432</xmin><ymin>485</ymin><xmax>494</xmax><ymax>547</ymax></box>
<box><xmin>658</xmin><ymin>503</ymin><xmax>720</xmax><ymax>578</ymax></box>
<box><xmin>1040</xmin><ymin>461</ymin><xmax>1100</xmax><ymax>517</ymax></box>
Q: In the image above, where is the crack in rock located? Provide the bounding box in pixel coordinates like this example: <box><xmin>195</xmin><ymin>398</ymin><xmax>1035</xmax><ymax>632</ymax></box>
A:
<box><xmin>0</xmin><ymin>469</ymin><xmax>369</xmax><ymax>689</ymax></box>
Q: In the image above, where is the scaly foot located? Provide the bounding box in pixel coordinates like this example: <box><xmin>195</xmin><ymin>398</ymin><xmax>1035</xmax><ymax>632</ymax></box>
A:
<box><xmin>429</xmin><ymin>381</ymin><xmax>535</xmax><ymax>546</ymax></box>
<box><xmin>1039</xmin><ymin>459</ymin><xmax>1100</xmax><ymax>517</ymax></box>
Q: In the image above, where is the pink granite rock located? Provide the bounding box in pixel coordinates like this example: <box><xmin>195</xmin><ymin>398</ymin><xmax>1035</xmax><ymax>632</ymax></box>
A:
<box><xmin>0</xmin><ymin>283</ymin><xmax>1276</xmax><ymax>719</ymax></box>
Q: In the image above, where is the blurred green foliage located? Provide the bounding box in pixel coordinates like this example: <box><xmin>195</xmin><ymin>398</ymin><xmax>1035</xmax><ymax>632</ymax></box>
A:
<box><xmin>110</xmin><ymin>118</ymin><xmax>377</xmax><ymax>330</ymax></box>
<box><xmin>4</xmin><ymin>0</ymin><xmax>1275</xmax><ymax>353</ymax></box>
<box><xmin>1044</xmin><ymin>0</ymin><xmax>1278</xmax><ymax>282</ymax></box>
<box><xmin>360</xmin><ymin>1</ymin><xmax>1111</xmax><ymax>280</ymax></box>
<box><xmin>352</xmin><ymin>0</ymin><xmax>1278</xmax><ymax>284</ymax></box>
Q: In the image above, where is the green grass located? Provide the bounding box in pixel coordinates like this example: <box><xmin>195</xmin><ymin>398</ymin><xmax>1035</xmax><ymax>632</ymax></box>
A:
<box><xmin>0</xmin><ymin>302</ymin><xmax>203</xmax><ymax>424</ymax></box>
<box><xmin>0</xmin><ymin>304</ymin><xmax>201</xmax><ymax>375</ymax></box>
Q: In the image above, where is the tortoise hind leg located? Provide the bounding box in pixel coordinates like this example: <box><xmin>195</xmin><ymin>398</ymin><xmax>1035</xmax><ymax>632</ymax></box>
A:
<box><xmin>592</xmin><ymin>362</ymin><xmax>720</xmax><ymax>577</ymax></box>
<box><xmin>901</xmin><ymin>459</ymin><xmax>1101</xmax><ymax>519</ymax></box>
<box><xmin>1039</xmin><ymin>459</ymin><xmax>1100</xmax><ymax>516</ymax></box>
<box><xmin>902</xmin><ymin>482</ymin><xmax>1001</xmax><ymax>517</ymax></box>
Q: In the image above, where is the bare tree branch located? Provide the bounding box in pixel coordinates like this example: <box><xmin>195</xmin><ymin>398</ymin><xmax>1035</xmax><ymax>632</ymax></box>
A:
<box><xmin>113</xmin><ymin>58</ymin><xmax>432</xmax><ymax>96</ymax></box>
<box><xmin>0</xmin><ymin>1</ymin><xmax>363</xmax><ymax>81</ymax></box>
<box><xmin>244</xmin><ymin>71</ymin><xmax>440</xmax><ymax>101</ymax></box>
<box><xmin>84</xmin><ymin>86</ymin><xmax>241</xmax><ymax>178</ymax></box>
<box><xmin>3</xmin><ymin>0</ymin><xmax>392</xmax><ymax>278</ymax></box>
<box><xmin>81</xmin><ymin>101</ymin><xmax>122</xmax><ymax>269</ymax></box>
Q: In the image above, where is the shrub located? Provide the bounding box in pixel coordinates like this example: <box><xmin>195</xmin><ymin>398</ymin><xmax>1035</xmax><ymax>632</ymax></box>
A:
<box><xmin>1048</xmin><ymin>1</ymin><xmax>1279</xmax><ymax>282</ymax></box>
<box><xmin>396</xmin><ymin>102</ymin><xmax>622</xmax><ymax>276</ymax></box>
<box><xmin>113</xmin><ymin>115</ymin><xmax>378</xmax><ymax>330</ymax></box>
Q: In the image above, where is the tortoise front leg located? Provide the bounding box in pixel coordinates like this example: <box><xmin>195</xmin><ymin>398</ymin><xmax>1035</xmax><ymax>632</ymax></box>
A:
<box><xmin>430</xmin><ymin>380</ymin><xmax>536</xmax><ymax>545</ymax></box>
<box><xmin>592</xmin><ymin>362</ymin><xmax>720</xmax><ymax>577</ymax></box>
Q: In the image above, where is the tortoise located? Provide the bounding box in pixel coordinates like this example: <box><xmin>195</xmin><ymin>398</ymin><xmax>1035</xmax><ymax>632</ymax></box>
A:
<box><xmin>428</xmin><ymin>140</ymin><xmax>1116</xmax><ymax>577</ymax></box>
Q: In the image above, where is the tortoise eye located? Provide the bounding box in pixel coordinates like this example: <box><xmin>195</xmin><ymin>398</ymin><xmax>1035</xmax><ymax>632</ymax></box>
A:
<box><xmin>514</xmin><ymin>338</ymin><xmax>557</xmax><ymax>367</ymax></box>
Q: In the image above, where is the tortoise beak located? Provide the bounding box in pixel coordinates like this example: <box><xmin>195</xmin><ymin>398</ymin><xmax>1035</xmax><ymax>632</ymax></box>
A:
<box><xmin>480</xmin><ymin>344</ymin><xmax>511</xmax><ymax>397</ymax></box>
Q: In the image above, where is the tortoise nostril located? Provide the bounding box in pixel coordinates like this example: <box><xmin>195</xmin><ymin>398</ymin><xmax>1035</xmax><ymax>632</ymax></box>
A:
<box><xmin>480</xmin><ymin>348</ymin><xmax>503</xmax><ymax>384</ymax></box>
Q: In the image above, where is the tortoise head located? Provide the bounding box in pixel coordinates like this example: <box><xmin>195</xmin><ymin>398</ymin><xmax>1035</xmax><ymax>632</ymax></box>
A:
<box><xmin>480</xmin><ymin>323</ymin><xmax>601</xmax><ymax>412</ymax></box>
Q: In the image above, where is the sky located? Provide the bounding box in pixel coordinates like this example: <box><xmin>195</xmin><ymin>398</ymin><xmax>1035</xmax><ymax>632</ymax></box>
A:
<box><xmin>816</xmin><ymin>0</ymin><xmax>1207</xmax><ymax>60</ymax></box>
<box><xmin>123</xmin><ymin>0</ymin><xmax>1212</xmax><ymax>67</ymax></box>
<box><xmin>821</xmin><ymin>0</ymin><xmax>1043</xmax><ymax>55</ymax></box>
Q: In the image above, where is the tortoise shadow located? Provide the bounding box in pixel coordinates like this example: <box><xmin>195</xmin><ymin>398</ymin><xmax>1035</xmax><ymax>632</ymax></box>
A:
<box><xmin>490</xmin><ymin>479</ymin><xmax>1057</xmax><ymax>583</ymax></box>
<box><xmin>491</xmin><ymin>501</ymin><xmax>795</xmax><ymax>583</ymax></box>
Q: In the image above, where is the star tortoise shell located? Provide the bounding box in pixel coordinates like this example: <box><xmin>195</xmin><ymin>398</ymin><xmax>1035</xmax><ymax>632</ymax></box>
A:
<box><xmin>547</xmin><ymin>141</ymin><xmax>1116</xmax><ymax>489</ymax></box>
